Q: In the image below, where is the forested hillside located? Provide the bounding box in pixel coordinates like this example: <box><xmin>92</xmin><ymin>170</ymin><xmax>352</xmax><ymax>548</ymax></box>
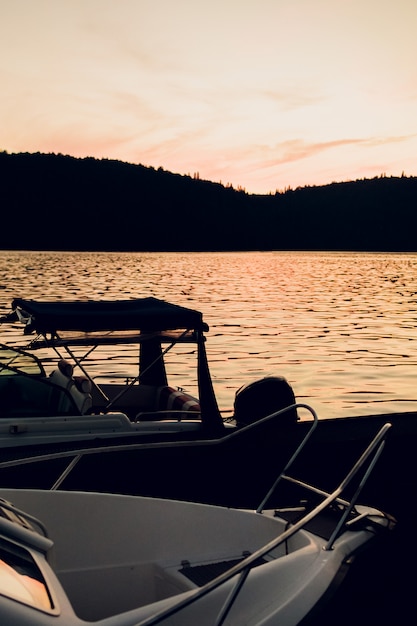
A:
<box><xmin>1</xmin><ymin>151</ymin><xmax>416</xmax><ymax>251</ymax></box>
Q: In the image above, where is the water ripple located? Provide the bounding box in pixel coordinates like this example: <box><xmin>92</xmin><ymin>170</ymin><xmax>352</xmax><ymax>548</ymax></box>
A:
<box><xmin>1</xmin><ymin>250</ymin><xmax>417</xmax><ymax>418</ymax></box>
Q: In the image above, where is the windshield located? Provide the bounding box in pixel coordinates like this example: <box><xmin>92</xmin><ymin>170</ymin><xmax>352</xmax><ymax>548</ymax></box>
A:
<box><xmin>0</xmin><ymin>345</ymin><xmax>79</xmax><ymax>418</ymax></box>
<box><xmin>0</xmin><ymin>539</ymin><xmax>55</xmax><ymax>612</ymax></box>
<box><xmin>0</xmin><ymin>345</ymin><xmax>45</xmax><ymax>377</ymax></box>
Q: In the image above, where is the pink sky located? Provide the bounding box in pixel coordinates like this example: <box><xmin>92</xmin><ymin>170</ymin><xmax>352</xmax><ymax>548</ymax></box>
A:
<box><xmin>1</xmin><ymin>0</ymin><xmax>416</xmax><ymax>193</ymax></box>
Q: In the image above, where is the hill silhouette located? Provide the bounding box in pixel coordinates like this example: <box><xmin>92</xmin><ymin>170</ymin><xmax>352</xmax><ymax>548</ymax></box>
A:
<box><xmin>1</xmin><ymin>151</ymin><xmax>416</xmax><ymax>252</ymax></box>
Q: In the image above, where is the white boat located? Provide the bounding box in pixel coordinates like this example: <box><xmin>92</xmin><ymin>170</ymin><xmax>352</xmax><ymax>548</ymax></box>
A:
<box><xmin>0</xmin><ymin>421</ymin><xmax>395</xmax><ymax>626</ymax></box>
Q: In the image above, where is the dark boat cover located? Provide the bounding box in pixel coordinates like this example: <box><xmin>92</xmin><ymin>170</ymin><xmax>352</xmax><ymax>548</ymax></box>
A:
<box><xmin>10</xmin><ymin>297</ymin><xmax>208</xmax><ymax>334</ymax></box>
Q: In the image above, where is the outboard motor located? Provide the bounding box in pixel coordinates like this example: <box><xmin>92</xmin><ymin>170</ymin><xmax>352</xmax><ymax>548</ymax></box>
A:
<box><xmin>233</xmin><ymin>376</ymin><xmax>298</xmax><ymax>429</ymax></box>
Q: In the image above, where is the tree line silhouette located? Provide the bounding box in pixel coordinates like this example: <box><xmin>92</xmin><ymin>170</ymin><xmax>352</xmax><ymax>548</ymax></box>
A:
<box><xmin>1</xmin><ymin>151</ymin><xmax>416</xmax><ymax>252</ymax></box>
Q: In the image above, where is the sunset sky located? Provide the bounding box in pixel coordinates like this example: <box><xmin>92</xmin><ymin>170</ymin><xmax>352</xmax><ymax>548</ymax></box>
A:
<box><xmin>1</xmin><ymin>0</ymin><xmax>416</xmax><ymax>194</ymax></box>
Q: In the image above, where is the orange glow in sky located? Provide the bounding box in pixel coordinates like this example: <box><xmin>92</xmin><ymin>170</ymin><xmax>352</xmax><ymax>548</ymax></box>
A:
<box><xmin>1</xmin><ymin>0</ymin><xmax>416</xmax><ymax>193</ymax></box>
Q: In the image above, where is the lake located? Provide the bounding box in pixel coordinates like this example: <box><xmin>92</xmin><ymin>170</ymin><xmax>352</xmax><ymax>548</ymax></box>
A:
<box><xmin>1</xmin><ymin>250</ymin><xmax>417</xmax><ymax>419</ymax></box>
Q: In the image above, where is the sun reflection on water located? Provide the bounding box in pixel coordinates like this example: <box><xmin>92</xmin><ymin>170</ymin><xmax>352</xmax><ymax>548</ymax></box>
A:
<box><xmin>1</xmin><ymin>250</ymin><xmax>417</xmax><ymax>418</ymax></box>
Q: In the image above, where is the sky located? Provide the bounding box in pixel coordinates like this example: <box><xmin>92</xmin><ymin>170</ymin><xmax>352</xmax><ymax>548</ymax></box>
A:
<box><xmin>1</xmin><ymin>0</ymin><xmax>416</xmax><ymax>194</ymax></box>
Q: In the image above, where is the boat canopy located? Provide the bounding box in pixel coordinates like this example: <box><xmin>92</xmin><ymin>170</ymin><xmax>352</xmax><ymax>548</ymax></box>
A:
<box><xmin>2</xmin><ymin>297</ymin><xmax>224</xmax><ymax>431</ymax></box>
<box><xmin>8</xmin><ymin>297</ymin><xmax>208</xmax><ymax>335</ymax></box>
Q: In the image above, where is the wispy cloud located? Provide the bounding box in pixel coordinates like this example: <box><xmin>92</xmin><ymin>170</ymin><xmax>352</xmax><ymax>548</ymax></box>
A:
<box><xmin>250</xmin><ymin>134</ymin><xmax>416</xmax><ymax>170</ymax></box>
<box><xmin>263</xmin><ymin>89</ymin><xmax>326</xmax><ymax>111</ymax></box>
<box><xmin>363</xmin><ymin>135</ymin><xmax>416</xmax><ymax>147</ymax></box>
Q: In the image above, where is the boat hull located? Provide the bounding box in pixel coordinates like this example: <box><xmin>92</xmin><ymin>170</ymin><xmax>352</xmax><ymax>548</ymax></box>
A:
<box><xmin>0</xmin><ymin>489</ymin><xmax>392</xmax><ymax>626</ymax></box>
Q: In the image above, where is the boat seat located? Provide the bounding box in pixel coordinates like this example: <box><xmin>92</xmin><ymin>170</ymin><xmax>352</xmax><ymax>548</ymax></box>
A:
<box><xmin>91</xmin><ymin>382</ymin><xmax>159</xmax><ymax>418</ymax></box>
<box><xmin>49</xmin><ymin>359</ymin><xmax>93</xmax><ymax>414</ymax></box>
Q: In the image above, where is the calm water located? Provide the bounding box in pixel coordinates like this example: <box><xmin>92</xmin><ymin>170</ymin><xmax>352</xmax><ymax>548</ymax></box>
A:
<box><xmin>1</xmin><ymin>250</ymin><xmax>417</xmax><ymax>419</ymax></box>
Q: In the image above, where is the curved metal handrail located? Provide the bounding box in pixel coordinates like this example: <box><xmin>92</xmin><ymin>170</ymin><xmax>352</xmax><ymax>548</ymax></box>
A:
<box><xmin>0</xmin><ymin>402</ymin><xmax>315</xmax><ymax>476</ymax></box>
<box><xmin>131</xmin><ymin>422</ymin><xmax>393</xmax><ymax>626</ymax></box>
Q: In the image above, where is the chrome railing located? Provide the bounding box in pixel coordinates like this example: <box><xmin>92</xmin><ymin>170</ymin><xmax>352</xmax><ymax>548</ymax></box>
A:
<box><xmin>0</xmin><ymin>402</ymin><xmax>318</xmax><ymax>487</ymax></box>
<box><xmin>131</xmin><ymin>421</ymin><xmax>392</xmax><ymax>626</ymax></box>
